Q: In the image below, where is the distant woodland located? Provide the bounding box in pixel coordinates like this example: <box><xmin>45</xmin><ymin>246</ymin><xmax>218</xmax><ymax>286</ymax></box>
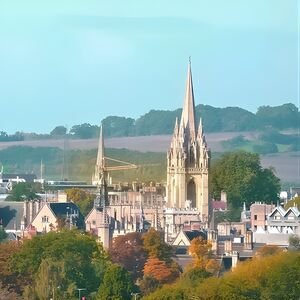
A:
<box><xmin>0</xmin><ymin>103</ymin><xmax>299</xmax><ymax>140</ymax></box>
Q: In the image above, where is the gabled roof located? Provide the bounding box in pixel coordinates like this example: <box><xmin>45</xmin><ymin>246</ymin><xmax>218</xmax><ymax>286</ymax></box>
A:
<box><xmin>284</xmin><ymin>206</ymin><xmax>300</xmax><ymax>217</ymax></box>
<box><xmin>172</xmin><ymin>228</ymin><xmax>207</xmax><ymax>247</ymax></box>
<box><xmin>269</xmin><ymin>206</ymin><xmax>285</xmax><ymax>217</ymax></box>
<box><xmin>48</xmin><ymin>202</ymin><xmax>84</xmax><ymax>229</ymax></box>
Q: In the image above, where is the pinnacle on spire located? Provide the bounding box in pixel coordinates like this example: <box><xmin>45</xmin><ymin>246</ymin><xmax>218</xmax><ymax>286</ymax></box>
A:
<box><xmin>197</xmin><ymin>117</ymin><xmax>203</xmax><ymax>138</ymax></box>
<box><xmin>179</xmin><ymin>117</ymin><xmax>185</xmax><ymax>138</ymax></box>
<box><xmin>173</xmin><ymin>117</ymin><xmax>179</xmax><ymax>136</ymax></box>
<box><xmin>180</xmin><ymin>59</ymin><xmax>196</xmax><ymax>140</ymax></box>
<box><xmin>96</xmin><ymin>125</ymin><xmax>105</xmax><ymax>169</ymax></box>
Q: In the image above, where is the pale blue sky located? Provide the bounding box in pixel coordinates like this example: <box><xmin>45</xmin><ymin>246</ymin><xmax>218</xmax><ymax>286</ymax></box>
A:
<box><xmin>0</xmin><ymin>0</ymin><xmax>298</xmax><ymax>133</ymax></box>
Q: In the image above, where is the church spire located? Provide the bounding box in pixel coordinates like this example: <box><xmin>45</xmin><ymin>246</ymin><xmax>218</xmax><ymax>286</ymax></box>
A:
<box><xmin>180</xmin><ymin>59</ymin><xmax>196</xmax><ymax>140</ymax></box>
<box><xmin>96</xmin><ymin>125</ymin><xmax>105</xmax><ymax>170</ymax></box>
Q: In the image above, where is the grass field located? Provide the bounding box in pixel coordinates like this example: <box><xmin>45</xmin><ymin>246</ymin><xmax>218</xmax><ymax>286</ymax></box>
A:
<box><xmin>0</xmin><ymin>132</ymin><xmax>299</xmax><ymax>185</ymax></box>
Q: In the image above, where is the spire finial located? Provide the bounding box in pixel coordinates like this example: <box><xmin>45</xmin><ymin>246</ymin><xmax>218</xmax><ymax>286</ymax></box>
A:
<box><xmin>189</xmin><ymin>56</ymin><xmax>191</xmax><ymax>64</ymax></box>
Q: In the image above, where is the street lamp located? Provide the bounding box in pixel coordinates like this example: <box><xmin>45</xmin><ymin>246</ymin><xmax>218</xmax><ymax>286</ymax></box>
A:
<box><xmin>131</xmin><ymin>292</ymin><xmax>140</xmax><ymax>300</ymax></box>
<box><xmin>77</xmin><ymin>288</ymin><xmax>86</xmax><ymax>300</ymax></box>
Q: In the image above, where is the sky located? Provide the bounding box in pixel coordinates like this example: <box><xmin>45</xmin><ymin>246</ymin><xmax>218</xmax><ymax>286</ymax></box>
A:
<box><xmin>0</xmin><ymin>0</ymin><xmax>299</xmax><ymax>133</ymax></box>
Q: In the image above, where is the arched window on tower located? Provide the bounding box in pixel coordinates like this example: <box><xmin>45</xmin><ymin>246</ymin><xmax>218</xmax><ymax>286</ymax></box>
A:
<box><xmin>187</xmin><ymin>179</ymin><xmax>196</xmax><ymax>208</ymax></box>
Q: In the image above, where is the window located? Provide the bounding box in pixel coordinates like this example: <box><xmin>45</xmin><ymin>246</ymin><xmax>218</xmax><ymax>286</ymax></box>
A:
<box><xmin>274</xmin><ymin>214</ymin><xmax>281</xmax><ymax>220</ymax></box>
<box><xmin>254</xmin><ymin>215</ymin><xmax>257</xmax><ymax>220</ymax></box>
<box><xmin>42</xmin><ymin>216</ymin><xmax>49</xmax><ymax>223</ymax></box>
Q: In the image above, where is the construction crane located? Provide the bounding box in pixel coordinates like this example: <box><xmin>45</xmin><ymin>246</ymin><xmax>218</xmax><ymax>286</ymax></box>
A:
<box><xmin>103</xmin><ymin>156</ymin><xmax>138</xmax><ymax>172</ymax></box>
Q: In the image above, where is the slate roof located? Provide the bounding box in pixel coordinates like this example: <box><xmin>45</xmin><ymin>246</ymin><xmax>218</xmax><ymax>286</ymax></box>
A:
<box><xmin>185</xmin><ymin>230</ymin><xmax>207</xmax><ymax>241</ymax></box>
<box><xmin>49</xmin><ymin>202</ymin><xmax>85</xmax><ymax>229</ymax></box>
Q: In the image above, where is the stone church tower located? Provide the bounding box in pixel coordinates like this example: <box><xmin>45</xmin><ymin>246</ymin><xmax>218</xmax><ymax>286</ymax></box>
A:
<box><xmin>166</xmin><ymin>61</ymin><xmax>210</xmax><ymax>223</ymax></box>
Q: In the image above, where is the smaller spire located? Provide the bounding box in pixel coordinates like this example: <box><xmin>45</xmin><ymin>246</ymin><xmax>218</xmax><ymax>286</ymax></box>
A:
<box><xmin>179</xmin><ymin>117</ymin><xmax>185</xmax><ymax>138</ymax></box>
<box><xmin>197</xmin><ymin>117</ymin><xmax>203</xmax><ymax>138</ymax></box>
<box><xmin>173</xmin><ymin>117</ymin><xmax>179</xmax><ymax>136</ymax></box>
<box><xmin>96</xmin><ymin>125</ymin><xmax>105</xmax><ymax>169</ymax></box>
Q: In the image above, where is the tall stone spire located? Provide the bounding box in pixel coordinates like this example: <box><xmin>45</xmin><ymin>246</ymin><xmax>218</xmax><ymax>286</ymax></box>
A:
<box><xmin>180</xmin><ymin>59</ymin><xmax>196</xmax><ymax>141</ymax></box>
<box><xmin>167</xmin><ymin>60</ymin><xmax>210</xmax><ymax>226</ymax></box>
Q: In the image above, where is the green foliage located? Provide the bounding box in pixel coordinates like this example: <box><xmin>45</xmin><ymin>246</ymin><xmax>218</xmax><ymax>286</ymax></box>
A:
<box><xmin>6</xmin><ymin>182</ymin><xmax>42</xmax><ymax>201</ymax></box>
<box><xmin>256</xmin><ymin>103</ymin><xmax>299</xmax><ymax>130</ymax></box>
<box><xmin>222</xmin><ymin>135</ymin><xmax>249</xmax><ymax>150</ymax></box>
<box><xmin>143</xmin><ymin>267</ymin><xmax>210</xmax><ymax>300</ymax></box>
<box><xmin>97</xmin><ymin>264</ymin><xmax>136</xmax><ymax>300</ymax></box>
<box><xmin>50</xmin><ymin>126</ymin><xmax>67</xmax><ymax>136</ymax></box>
<box><xmin>139</xmin><ymin>276</ymin><xmax>161</xmax><ymax>296</ymax></box>
<box><xmin>10</xmin><ymin>230</ymin><xmax>108</xmax><ymax>298</ymax></box>
<box><xmin>135</xmin><ymin>109</ymin><xmax>181</xmax><ymax>135</ymax></box>
<box><xmin>65</xmin><ymin>188</ymin><xmax>95</xmax><ymax>216</ymax></box>
<box><xmin>288</xmin><ymin>234</ymin><xmax>300</xmax><ymax>251</ymax></box>
<box><xmin>70</xmin><ymin>123</ymin><xmax>99</xmax><ymax>139</ymax></box>
<box><xmin>210</xmin><ymin>151</ymin><xmax>280</xmax><ymax>208</ymax></box>
<box><xmin>0</xmin><ymin>146</ymin><xmax>167</xmax><ymax>182</ymax></box>
<box><xmin>252</xmin><ymin>142</ymin><xmax>278</xmax><ymax>154</ymax></box>
<box><xmin>102</xmin><ymin>116</ymin><xmax>135</xmax><ymax>137</ymax></box>
<box><xmin>0</xmin><ymin>131</ymin><xmax>24</xmax><ymax>142</ymax></box>
<box><xmin>1</xmin><ymin>103</ymin><xmax>299</xmax><ymax>142</ymax></box>
<box><xmin>260</xmin><ymin>129</ymin><xmax>298</xmax><ymax>145</ymax></box>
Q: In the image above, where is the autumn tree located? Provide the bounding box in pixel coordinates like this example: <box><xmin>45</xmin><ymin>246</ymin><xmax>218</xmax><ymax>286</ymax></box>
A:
<box><xmin>285</xmin><ymin>197</ymin><xmax>300</xmax><ymax>210</ymax></box>
<box><xmin>255</xmin><ymin>245</ymin><xmax>283</xmax><ymax>257</ymax></box>
<box><xmin>0</xmin><ymin>241</ymin><xmax>24</xmax><ymax>295</ymax></box>
<box><xmin>142</xmin><ymin>228</ymin><xmax>173</xmax><ymax>262</ymax></box>
<box><xmin>109</xmin><ymin>232</ymin><xmax>147</xmax><ymax>280</ymax></box>
<box><xmin>189</xmin><ymin>237</ymin><xmax>219</xmax><ymax>273</ymax></box>
<box><xmin>143</xmin><ymin>257</ymin><xmax>180</xmax><ymax>284</ymax></box>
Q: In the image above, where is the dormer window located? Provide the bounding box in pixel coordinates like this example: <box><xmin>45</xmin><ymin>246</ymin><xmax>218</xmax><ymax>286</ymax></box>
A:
<box><xmin>42</xmin><ymin>216</ymin><xmax>49</xmax><ymax>223</ymax></box>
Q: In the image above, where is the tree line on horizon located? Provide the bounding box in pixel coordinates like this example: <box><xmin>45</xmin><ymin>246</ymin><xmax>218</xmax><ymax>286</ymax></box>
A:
<box><xmin>0</xmin><ymin>103</ymin><xmax>299</xmax><ymax>141</ymax></box>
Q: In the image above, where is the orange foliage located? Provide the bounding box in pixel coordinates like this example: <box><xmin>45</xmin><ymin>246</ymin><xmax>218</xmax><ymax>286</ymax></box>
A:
<box><xmin>189</xmin><ymin>237</ymin><xmax>219</xmax><ymax>273</ymax></box>
<box><xmin>143</xmin><ymin>257</ymin><xmax>179</xmax><ymax>284</ymax></box>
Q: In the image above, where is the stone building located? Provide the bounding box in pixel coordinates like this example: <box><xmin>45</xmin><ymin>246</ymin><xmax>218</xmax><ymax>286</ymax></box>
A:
<box><xmin>166</xmin><ymin>61</ymin><xmax>210</xmax><ymax>224</ymax></box>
